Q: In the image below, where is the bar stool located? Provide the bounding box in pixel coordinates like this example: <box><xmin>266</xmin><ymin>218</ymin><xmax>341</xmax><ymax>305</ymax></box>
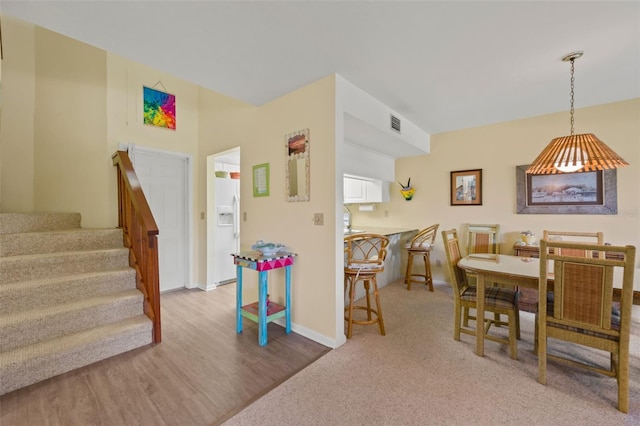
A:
<box><xmin>404</xmin><ymin>224</ymin><xmax>439</xmax><ymax>291</ymax></box>
<box><xmin>344</xmin><ymin>233</ymin><xmax>389</xmax><ymax>338</ymax></box>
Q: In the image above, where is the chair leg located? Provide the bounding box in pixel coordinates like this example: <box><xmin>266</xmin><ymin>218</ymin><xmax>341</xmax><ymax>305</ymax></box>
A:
<box><xmin>617</xmin><ymin>348</ymin><xmax>629</xmax><ymax>413</ymax></box>
<box><xmin>364</xmin><ymin>280</ymin><xmax>372</xmax><ymax>321</ymax></box>
<box><xmin>508</xmin><ymin>310</ymin><xmax>518</xmax><ymax>360</ymax></box>
<box><xmin>405</xmin><ymin>252</ymin><xmax>414</xmax><ymax>290</ymax></box>
<box><xmin>372</xmin><ymin>277</ymin><xmax>385</xmax><ymax>335</ymax></box>
<box><xmin>454</xmin><ymin>303</ymin><xmax>462</xmax><ymax>341</ymax></box>
<box><xmin>346</xmin><ymin>276</ymin><xmax>356</xmax><ymax>339</ymax></box>
<box><xmin>538</xmin><ymin>324</ymin><xmax>547</xmax><ymax>385</ymax></box>
<box><xmin>424</xmin><ymin>253</ymin><xmax>434</xmax><ymax>292</ymax></box>
<box><xmin>533</xmin><ymin>313</ymin><xmax>538</xmax><ymax>354</ymax></box>
<box><xmin>515</xmin><ymin>307</ymin><xmax>521</xmax><ymax>340</ymax></box>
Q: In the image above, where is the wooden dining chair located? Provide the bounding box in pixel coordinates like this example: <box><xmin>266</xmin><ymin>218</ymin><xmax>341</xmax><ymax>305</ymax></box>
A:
<box><xmin>536</xmin><ymin>239</ymin><xmax>636</xmax><ymax>413</ymax></box>
<box><xmin>467</xmin><ymin>223</ymin><xmax>500</xmax><ymax>255</ymax></box>
<box><xmin>344</xmin><ymin>234</ymin><xmax>389</xmax><ymax>338</ymax></box>
<box><xmin>442</xmin><ymin>229</ymin><xmax>520</xmax><ymax>359</ymax></box>
<box><xmin>404</xmin><ymin>224</ymin><xmax>439</xmax><ymax>291</ymax></box>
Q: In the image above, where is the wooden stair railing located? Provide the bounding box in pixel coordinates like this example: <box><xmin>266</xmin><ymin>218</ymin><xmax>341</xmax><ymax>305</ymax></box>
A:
<box><xmin>112</xmin><ymin>150</ymin><xmax>161</xmax><ymax>343</ymax></box>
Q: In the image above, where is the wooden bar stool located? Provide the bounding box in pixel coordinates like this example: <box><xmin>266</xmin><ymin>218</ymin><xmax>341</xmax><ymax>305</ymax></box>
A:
<box><xmin>404</xmin><ymin>224</ymin><xmax>439</xmax><ymax>291</ymax></box>
<box><xmin>344</xmin><ymin>233</ymin><xmax>389</xmax><ymax>338</ymax></box>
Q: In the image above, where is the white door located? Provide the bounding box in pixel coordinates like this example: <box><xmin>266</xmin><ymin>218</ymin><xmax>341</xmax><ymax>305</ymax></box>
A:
<box><xmin>133</xmin><ymin>148</ymin><xmax>189</xmax><ymax>292</ymax></box>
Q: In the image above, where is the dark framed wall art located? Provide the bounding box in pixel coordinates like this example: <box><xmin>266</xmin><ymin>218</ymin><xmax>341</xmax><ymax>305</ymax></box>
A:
<box><xmin>516</xmin><ymin>165</ymin><xmax>618</xmax><ymax>214</ymax></box>
<box><xmin>450</xmin><ymin>169</ymin><xmax>482</xmax><ymax>206</ymax></box>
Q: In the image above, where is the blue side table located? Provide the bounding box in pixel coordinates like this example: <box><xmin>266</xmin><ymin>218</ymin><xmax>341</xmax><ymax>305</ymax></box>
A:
<box><xmin>232</xmin><ymin>251</ymin><xmax>297</xmax><ymax>346</ymax></box>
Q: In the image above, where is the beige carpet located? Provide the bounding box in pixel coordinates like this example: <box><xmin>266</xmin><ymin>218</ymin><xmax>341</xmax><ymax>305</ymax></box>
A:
<box><xmin>223</xmin><ymin>280</ymin><xmax>640</xmax><ymax>425</ymax></box>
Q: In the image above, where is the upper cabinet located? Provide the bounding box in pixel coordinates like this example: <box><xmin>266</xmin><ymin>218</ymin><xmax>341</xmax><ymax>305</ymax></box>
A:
<box><xmin>344</xmin><ymin>175</ymin><xmax>390</xmax><ymax>204</ymax></box>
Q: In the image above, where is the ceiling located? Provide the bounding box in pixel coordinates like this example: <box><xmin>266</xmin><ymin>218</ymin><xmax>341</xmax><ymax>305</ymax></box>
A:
<box><xmin>4</xmin><ymin>1</ymin><xmax>639</xmax><ymax>140</ymax></box>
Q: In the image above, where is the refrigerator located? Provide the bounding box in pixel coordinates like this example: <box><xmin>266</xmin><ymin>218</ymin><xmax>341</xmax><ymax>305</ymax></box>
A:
<box><xmin>213</xmin><ymin>176</ymin><xmax>240</xmax><ymax>286</ymax></box>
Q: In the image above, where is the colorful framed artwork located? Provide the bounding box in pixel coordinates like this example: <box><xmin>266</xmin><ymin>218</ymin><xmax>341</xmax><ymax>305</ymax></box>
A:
<box><xmin>253</xmin><ymin>163</ymin><xmax>270</xmax><ymax>197</ymax></box>
<box><xmin>143</xmin><ymin>86</ymin><xmax>176</xmax><ymax>130</ymax></box>
<box><xmin>450</xmin><ymin>169</ymin><xmax>482</xmax><ymax>206</ymax></box>
<box><xmin>516</xmin><ymin>165</ymin><xmax>617</xmax><ymax>214</ymax></box>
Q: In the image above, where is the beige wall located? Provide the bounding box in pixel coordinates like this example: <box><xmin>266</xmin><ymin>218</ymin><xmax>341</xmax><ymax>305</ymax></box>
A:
<box><xmin>1</xmin><ymin>16</ymin><xmax>35</xmax><ymax>212</ymax></box>
<box><xmin>352</xmin><ymin>98</ymin><xmax>640</xmax><ymax>290</ymax></box>
<box><xmin>243</xmin><ymin>76</ymin><xmax>338</xmax><ymax>341</ymax></box>
<box><xmin>33</xmin><ymin>28</ymin><xmax>109</xmax><ymax>227</ymax></box>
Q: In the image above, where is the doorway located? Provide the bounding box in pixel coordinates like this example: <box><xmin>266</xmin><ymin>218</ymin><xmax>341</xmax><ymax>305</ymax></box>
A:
<box><xmin>206</xmin><ymin>147</ymin><xmax>241</xmax><ymax>291</ymax></box>
<box><xmin>128</xmin><ymin>144</ymin><xmax>192</xmax><ymax>292</ymax></box>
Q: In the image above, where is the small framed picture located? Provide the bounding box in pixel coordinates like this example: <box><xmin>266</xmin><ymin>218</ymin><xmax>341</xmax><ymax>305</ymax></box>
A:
<box><xmin>252</xmin><ymin>163</ymin><xmax>270</xmax><ymax>197</ymax></box>
<box><xmin>450</xmin><ymin>169</ymin><xmax>482</xmax><ymax>206</ymax></box>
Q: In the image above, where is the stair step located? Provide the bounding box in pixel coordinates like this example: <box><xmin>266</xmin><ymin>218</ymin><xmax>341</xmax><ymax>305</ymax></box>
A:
<box><xmin>0</xmin><ymin>269</ymin><xmax>137</xmax><ymax>315</ymax></box>
<box><xmin>0</xmin><ymin>213</ymin><xmax>81</xmax><ymax>235</ymax></box>
<box><xmin>0</xmin><ymin>289</ymin><xmax>144</xmax><ymax>352</ymax></box>
<box><xmin>0</xmin><ymin>248</ymin><xmax>130</xmax><ymax>284</ymax></box>
<box><xmin>0</xmin><ymin>228</ymin><xmax>124</xmax><ymax>257</ymax></box>
<box><xmin>0</xmin><ymin>315</ymin><xmax>153</xmax><ymax>395</ymax></box>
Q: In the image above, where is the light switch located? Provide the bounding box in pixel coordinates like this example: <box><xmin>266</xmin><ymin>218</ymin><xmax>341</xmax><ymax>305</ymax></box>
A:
<box><xmin>313</xmin><ymin>213</ymin><xmax>324</xmax><ymax>225</ymax></box>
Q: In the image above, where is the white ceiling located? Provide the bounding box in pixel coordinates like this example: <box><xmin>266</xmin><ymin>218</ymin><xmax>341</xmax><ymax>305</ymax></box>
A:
<box><xmin>4</xmin><ymin>1</ymin><xmax>639</xmax><ymax>138</ymax></box>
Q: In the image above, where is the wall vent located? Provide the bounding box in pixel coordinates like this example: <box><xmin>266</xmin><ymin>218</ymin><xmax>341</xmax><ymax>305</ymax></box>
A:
<box><xmin>390</xmin><ymin>114</ymin><xmax>401</xmax><ymax>134</ymax></box>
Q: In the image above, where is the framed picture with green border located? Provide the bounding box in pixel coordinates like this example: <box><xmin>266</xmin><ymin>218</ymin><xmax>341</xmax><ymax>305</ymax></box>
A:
<box><xmin>253</xmin><ymin>163</ymin><xmax>270</xmax><ymax>197</ymax></box>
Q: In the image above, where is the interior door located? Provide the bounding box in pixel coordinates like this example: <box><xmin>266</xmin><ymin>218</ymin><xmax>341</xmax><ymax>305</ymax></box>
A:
<box><xmin>133</xmin><ymin>148</ymin><xmax>189</xmax><ymax>292</ymax></box>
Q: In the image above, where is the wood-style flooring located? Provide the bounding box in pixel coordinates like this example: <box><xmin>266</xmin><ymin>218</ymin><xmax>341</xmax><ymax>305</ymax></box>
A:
<box><xmin>0</xmin><ymin>283</ymin><xmax>331</xmax><ymax>426</ymax></box>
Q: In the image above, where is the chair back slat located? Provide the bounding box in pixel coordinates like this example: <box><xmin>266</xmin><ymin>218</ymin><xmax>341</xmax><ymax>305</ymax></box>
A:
<box><xmin>543</xmin><ymin>230</ymin><xmax>604</xmax><ymax>258</ymax></box>
<box><xmin>344</xmin><ymin>234</ymin><xmax>389</xmax><ymax>273</ymax></box>
<box><xmin>409</xmin><ymin>224</ymin><xmax>439</xmax><ymax>249</ymax></box>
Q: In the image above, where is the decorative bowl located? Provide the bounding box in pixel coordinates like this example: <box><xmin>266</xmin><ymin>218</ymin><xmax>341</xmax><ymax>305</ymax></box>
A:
<box><xmin>215</xmin><ymin>171</ymin><xmax>228</xmax><ymax>178</ymax></box>
<box><xmin>251</xmin><ymin>240</ymin><xmax>286</xmax><ymax>256</ymax></box>
<box><xmin>230</xmin><ymin>172</ymin><xmax>240</xmax><ymax>179</ymax></box>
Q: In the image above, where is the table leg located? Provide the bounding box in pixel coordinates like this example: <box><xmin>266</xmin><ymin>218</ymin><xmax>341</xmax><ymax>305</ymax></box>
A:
<box><xmin>236</xmin><ymin>264</ymin><xmax>243</xmax><ymax>334</ymax></box>
<box><xmin>476</xmin><ymin>273</ymin><xmax>485</xmax><ymax>357</ymax></box>
<box><xmin>258</xmin><ymin>270</ymin><xmax>268</xmax><ymax>346</ymax></box>
<box><xmin>285</xmin><ymin>264</ymin><xmax>292</xmax><ymax>334</ymax></box>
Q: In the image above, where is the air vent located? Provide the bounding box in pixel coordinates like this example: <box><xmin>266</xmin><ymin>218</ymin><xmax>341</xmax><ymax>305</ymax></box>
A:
<box><xmin>390</xmin><ymin>114</ymin><xmax>401</xmax><ymax>134</ymax></box>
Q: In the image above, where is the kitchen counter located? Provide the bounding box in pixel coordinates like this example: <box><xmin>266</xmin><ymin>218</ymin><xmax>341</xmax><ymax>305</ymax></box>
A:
<box><xmin>344</xmin><ymin>226</ymin><xmax>418</xmax><ymax>237</ymax></box>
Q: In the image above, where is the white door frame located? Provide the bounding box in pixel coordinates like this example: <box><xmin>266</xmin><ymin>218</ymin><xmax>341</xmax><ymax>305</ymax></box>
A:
<box><xmin>205</xmin><ymin>147</ymin><xmax>240</xmax><ymax>291</ymax></box>
<box><xmin>123</xmin><ymin>142</ymin><xmax>195</xmax><ymax>289</ymax></box>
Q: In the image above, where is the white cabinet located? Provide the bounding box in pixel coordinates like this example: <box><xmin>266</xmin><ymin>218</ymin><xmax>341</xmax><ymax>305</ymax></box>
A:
<box><xmin>344</xmin><ymin>175</ymin><xmax>390</xmax><ymax>204</ymax></box>
<box><xmin>344</xmin><ymin>176</ymin><xmax>368</xmax><ymax>203</ymax></box>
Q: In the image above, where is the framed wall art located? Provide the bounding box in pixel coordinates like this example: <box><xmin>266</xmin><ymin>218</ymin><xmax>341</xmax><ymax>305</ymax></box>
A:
<box><xmin>450</xmin><ymin>169</ymin><xmax>482</xmax><ymax>206</ymax></box>
<box><xmin>253</xmin><ymin>163</ymin><xmax>270</xmax><ymax>197</ymax></box>
<box><xmin>516</xmin><ymin>165</ymin><xmax>618</xmax><ymax>214</ymax></box>
<box><xmin>143</xmin><ymin>85</ymin><xmax>176</xmax><ymax>130</ymax></box>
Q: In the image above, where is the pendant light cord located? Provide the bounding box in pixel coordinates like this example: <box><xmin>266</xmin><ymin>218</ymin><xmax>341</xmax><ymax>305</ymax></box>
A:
<box><xmin>569</xmin><ymin>58</ymin><xmax>575</xmax><ymax>136</ymax></box>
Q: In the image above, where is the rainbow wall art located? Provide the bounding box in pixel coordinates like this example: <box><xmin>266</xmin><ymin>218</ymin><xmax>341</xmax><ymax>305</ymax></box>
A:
<box><xmin>143</xmin><ymin>86</ymin><xmax>176</xmax><ymax>130</ymax></box>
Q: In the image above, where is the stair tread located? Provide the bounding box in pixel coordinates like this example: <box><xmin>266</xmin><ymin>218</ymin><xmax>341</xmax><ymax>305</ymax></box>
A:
<box><xmin>0</xmin><ymin>289</ymin><xmax>143</xmax><ymax>324</ymax></box>
<box><xmin>0</xmin><ymin>247</ymin><xmax>129</xmax><ymax>261</ymax></box>
<box><xmin>0</xmin><ymin>315</ymin><xmax>152</xmax><ymax>364</ymax></box>
<box><xmin>0</xmin><ymin>268</ymin><xmax>134</xmax><ymax>290</ymax></box>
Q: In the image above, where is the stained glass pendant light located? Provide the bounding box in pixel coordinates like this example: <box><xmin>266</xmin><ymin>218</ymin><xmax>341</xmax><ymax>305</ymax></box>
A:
<box><xmin>526</xmin><ymin>51</ymin><xmax>629</xmax><ymax>174</ymax></box>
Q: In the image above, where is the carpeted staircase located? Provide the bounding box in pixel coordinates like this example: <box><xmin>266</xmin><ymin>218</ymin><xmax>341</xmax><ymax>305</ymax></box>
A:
<box><xmin>0</xmin><ymin>212</ymin><xmax>153</xmax><ymax>395</ymax></box>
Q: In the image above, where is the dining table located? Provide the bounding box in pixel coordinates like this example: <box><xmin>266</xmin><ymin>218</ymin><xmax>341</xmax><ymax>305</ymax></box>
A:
<box><xmin>457</xmin><ymin>253</ymin><xmax>549</xmax><ymax>357</ymax></box>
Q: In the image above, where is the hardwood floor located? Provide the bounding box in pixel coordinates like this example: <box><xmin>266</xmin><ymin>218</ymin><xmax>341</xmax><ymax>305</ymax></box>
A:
<box><xmin>0</xmin><ymin>283</ymin><xmax>331</xmax><ymax>426</ymax></box>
